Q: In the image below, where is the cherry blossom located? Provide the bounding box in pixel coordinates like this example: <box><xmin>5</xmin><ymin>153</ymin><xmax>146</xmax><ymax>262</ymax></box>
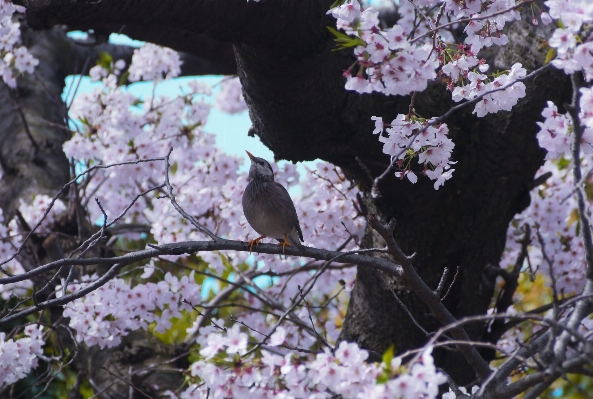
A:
<box><xmin>214</xmin><ymin>77</ymin><xmax>247</xmax><ymax>114</ymax></box>
<box><xmin>128</xmin><ymin>43</ymin><xmax>182</xmax><ymax>82</ymax></box>
<box><xmin>374</xmin><ymin>113</ymin><xmax>455</xmax><ymax>188</ymax></box>
<box><xmin>545</xmin><ymin>0</ymin><xmax>593</xmax><ymax>80</ymax></box>
<box><xmin>0</xmin><ymin>324</ymin><xmax>44</xmax><ymax>388</ymax></box>
<box><xmin>328</xmin><ymin>1</ymin><xmax>532</xmax><ymax>188</ymax></box>
<box><xmin>178</xmin><ymin>327</ymin><xmax>445</xmax><ymax>399</ymax></box>
<box><xmin>501</xmin><ymin>84</ymin><xmax>593</xmax><ymax>296</ymax></box>
<box><xmin>0</xmin><ymin>1</ymin><xmax>38</xmax><ymax>87</ymax></box>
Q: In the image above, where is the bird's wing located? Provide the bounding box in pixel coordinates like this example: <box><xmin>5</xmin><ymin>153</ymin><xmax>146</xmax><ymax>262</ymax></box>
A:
<box><xmin>272</xmin><ymin>182</ymin><xmax>303</xmax><ymax>242</ymax></box>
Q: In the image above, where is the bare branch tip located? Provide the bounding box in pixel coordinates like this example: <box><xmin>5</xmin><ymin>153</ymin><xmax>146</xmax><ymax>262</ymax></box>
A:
<box><xmin>387</xmin><ymin>219</ymin><xmax>396</xmax><ymax>233</ymax></box>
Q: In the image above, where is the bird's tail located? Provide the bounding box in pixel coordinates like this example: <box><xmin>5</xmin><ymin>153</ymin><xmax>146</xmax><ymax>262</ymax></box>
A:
<box><xmin>287</xmin><ymin>226</ymin><xmax>303</xmax><ymax>247</ymax></box>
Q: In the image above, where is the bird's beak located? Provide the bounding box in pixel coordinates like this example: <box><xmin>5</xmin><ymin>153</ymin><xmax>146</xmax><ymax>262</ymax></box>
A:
<box><xmin>245</xmin><ymin>150</ymin><xmax>255</xmax><ymax>160</ymax></box>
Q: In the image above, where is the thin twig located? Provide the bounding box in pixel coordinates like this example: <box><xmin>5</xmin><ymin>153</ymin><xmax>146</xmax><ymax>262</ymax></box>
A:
<box><xmin>298</xmin><ymin>285</ymin><xmax>328</xmax><ymax>349</ymax></box>
<box><xmin>184</xmin><ymin>300</ymin><xmax>226</xmax><ymax>332</ymax></box>
<box><xmin>391</xmin><ymin>287</ymin><xmax>430</xmax><ymax>336</ymax></box>
<box><xmin>369</xmin><ymin>214</ymin><xmax>491</xmax><ymax>379</ymax></box>
<box><xmin>434</xmin><ymin>267</ymin><xmax>450</xmax><ymax>297</ymax></box>
<box><xmin>162</xmin><ymin>148</ymin><xmax>219</xmax><ymax>241</ymax></box>
<box><xmin>0</xmin><ymin>156</ymin><xmax>171</xmax><ymax>274</ymax></box>
<box><xmin>441</xmin><ymin>266</ymin><xmax>460</xmax><ymax>302</ymax></box>
<box><xmin>100</xmin><ymin>367</ymin><xmax>155</xmax><ymax>399</ymax></box>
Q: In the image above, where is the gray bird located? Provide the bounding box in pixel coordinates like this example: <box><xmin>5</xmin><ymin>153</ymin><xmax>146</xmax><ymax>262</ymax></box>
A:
<box><xmin>242</xmin><ymin>151</ymin><xmax>303</xmax><ymax>252</ymax></box>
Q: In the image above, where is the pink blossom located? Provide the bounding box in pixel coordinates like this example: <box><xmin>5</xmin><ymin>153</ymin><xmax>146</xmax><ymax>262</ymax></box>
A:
<box><xmin>224</xmin><ymin>325</ymin><xmax>248</xmax><ymax>354</ymax></box>
<box><xmin>371</xmin><ymin>116</ymin><xmax>384</xmax><ymax>134</ymax></box>
<box><xmin>269</xmin><ymin>327</ymin><xmax>286</xmax><ymax>347</ymax></box>
<box><xmin>541</xmin><ymin>12</ymin><xmax>553</xmax><ymax>25</ymax></box>
<box><xmin>549</xmin><ymin>29</ymin><xmax>576</xmax><ymax>55</ymax></box>
<box><xmin>327</xmin><ymin>1</ymin><xmax>361</xmax><ymax>23</ymax></box>
<box><xmin>199</xmin><ymin>333</ymin><xmax>226</xmax><ymax>359</ymax></box>
<box><xmin>345</xmin><ymin>75</ymin><xmax>372</xmax><ymax>94</ymax></box>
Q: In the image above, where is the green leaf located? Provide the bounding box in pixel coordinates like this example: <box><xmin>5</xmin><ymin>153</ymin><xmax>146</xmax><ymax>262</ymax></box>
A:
<box><xmin>544</xmin><ymin>48</ymin><xmax>557</xmax><ymax>65</ymax></box>
<box><xmin>327</xmin><ymin>26</ymin><xmax>351</xmax><ymax>41</ymax></box>
<box><xmin>185</xmin><ymin>121</ymin><xmax>202</xmax><ymax>131</ymax></box>
<box><xmin>97</xmin><ymin>52</ymin><xmax>113</xmax><ymax>70</ymax></box>
<box><xmin>337</xmin><ymin>38</ymin><xmax>365</xmax><ymax>49</ymax></box>
<box><xmin>78</xmin><ymin>116</ymin><xmax>90</xmax><ymax>127</ymax></box>
<box><xmin>585</xmin><ymin>180</ymin><xmax>593</xmax><ymax>201</ymax></box>
<box><xmin>556</xmin><ymin>156</ymin><xmax>570</xmax><ymax>170</ymax></box>
<box><xmin>118</xmin><ymin>70</ymin><xmax>130</xmax><ymax>86</ymax></box>
<box><xmin>376</xmin><ymin>371</ymin><xmax>391</xmax><ymax>384</ymax></box>
<box><xmin>382</xmin><ymin>344</ymin><xmax>395</xmax><ymax>366</ymax></box>
<box><xmin>103</xmin><ymin>314</ymin><xmax>116</xmax><ymax>322</ymax></box>
<box><xmin>327</xmin><ymin>26</ymin><xmax>365</xmax><ymax>51</ymax></box>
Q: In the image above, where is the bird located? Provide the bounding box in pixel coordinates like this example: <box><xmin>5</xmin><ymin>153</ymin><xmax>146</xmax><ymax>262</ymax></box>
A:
<box><xmin>242</xmin><ymin>151</ymin><xmax>303</xmax><ymax>253</ymax></box>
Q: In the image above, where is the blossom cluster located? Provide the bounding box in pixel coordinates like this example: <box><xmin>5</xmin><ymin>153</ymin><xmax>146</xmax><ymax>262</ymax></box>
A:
<box><xmin>58</xmin><ymin>271</ymin><xmax>201</xmax><ymax>348</ymax></box>
<box><xmin>0</xmin><ymin>0</ymin><xmax>38</xmax><ymax>87</ymax></box>
<box><xmin>176</xmin><ymin>330</ymin><xmax>445</xmax><ymax>399</ymax></box>
<box><xmin>9</xmin><ymin>195</ymin><xmax>67</xmax><ymax>233</ymax></box>
<box><xmin>214</xmin><ymin>77</ymin><xmax>248</xmax><ymax>114</ymax></box>
<box><xmin>545</xmin><ymin>0</ymin><xmax>593</xmax><ymax>80</ymax></box>
<box><xmin>371</xmin><ymin>114</ymin><xmax>455</xmax><ymax>189</ymax></box>
<box><xmin>327</xmin><ymin>0</ymin><xmax>532</xmax><ymax>189</ymax></box>
<box><xmin>450</xmin><ymin>62</ymin><xmax>527</xmax><ymax>117</ymax></box>
<box><xmin>0</xmin><ymin>209</ymin><xmax>30</xmax><ymax>300</ymax></box>
<box><xmin>0</xmin><ymin>324</ymin><xmax>44</xmax><ymax>388</ymax></box>
<box><xmin>330</xmin><ymin>4</ymin><xmax>439</xmax><ymax>96</ymax></box>
<box><xmin>501</xmin><ymin>89</ymin><xmax>593</xmax><ymax>295</ymax></box>
<box><xmin>456</xmin><ymin>0</ymin><xmax>521</xmax><ymax>50</ymax></box>
<box><xmin>0</xmin><ymin>195</ymin><xmax>66</xmax><ymax>299</ymax></box>
<box><xmin>536</xmin><ymin>96</ymin><xmax>593</xmax><ymax>160</ymax></box>
<box><xmin>328</xmin><ymin>0</ymin><xmax>525</xmax><ymax>100</ymax></box>
<box><xmin>128</xmin><ymin>43</ymin><xmax>182</xmax><ymax>82</ymax></box>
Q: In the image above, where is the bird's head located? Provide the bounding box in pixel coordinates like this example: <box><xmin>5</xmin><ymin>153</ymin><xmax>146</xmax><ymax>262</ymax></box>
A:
<box><xmin>246</xmin><ymin>151</ymin><xmax>274</xmax><ymax>181</ymax></box>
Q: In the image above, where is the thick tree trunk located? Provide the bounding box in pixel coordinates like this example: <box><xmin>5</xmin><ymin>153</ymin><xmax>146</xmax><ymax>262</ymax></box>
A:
<box><xmin>0</xmin><ymin>23</ymin><xmax>70</xmax><ymax>218</ymax></box>
<box><xmin>12</xmin><ymin>0</ymin><xmax>572</xmax><ymax>386</ymax></box>
<box><xmin>0</xmin><ymin>22</ymin><xmax>139</xmax><ymax>218</ymax></box>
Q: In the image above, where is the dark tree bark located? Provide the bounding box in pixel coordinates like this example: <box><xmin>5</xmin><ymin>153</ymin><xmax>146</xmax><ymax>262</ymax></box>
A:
<box><xmin>7</xmin><ymin>0</ymin><xmax>572</xmax><ymax>389</ymax></box>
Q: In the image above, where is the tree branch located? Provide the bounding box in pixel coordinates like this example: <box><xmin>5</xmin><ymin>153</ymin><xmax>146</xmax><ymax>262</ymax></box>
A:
<box><xmin>368</xmin><ymin>214</ymin><xmax>492</xmax><ymax>379</ymax></box>
<box><xmin>0</xmin><ymin>238</ymin><xmax>401</xmax><ymax>326</ymax></box>
<box><xmin>20</xmin><ymin>0</ymin><xmax>330</xmax><ymax>53</ymax></box>
<box><xmin>65</xmin><ymin>34</ymin><xmax>236</xmax><ymax>77</ymax></box>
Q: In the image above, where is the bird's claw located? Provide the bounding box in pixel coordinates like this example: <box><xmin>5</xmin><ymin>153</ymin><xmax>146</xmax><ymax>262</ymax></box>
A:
<box><xmin>248</xmin><ymin>236</ymin><xmax>265</xmax><ymax>253</ymax></box>
<box><xmin>280</xmin><ymin>234</ymin><xmax>292</xmax><ymax>255</ymax></box>
<box><xmin>280</xmin><ymin>240</ymin><xmax>289</xmax><ymax>254</ymax></box>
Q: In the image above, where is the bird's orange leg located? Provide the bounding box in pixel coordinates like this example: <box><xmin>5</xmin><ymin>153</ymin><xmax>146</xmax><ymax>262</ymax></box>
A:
<box><xmin>248</xmin><ymin>235</ymin><xmax>266</xmax><ymax>253</ymax></box>
<box><xmin>280</xmin><ymin>234</ymin><xmax>291</xmax><ymax>254</ymax></box>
